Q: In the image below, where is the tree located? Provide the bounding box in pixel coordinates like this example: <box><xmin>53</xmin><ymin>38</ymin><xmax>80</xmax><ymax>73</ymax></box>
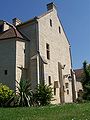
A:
<box><xmin>0</xmin><ymin>83</ymin><xmax>14</xmax><ymax>107</ymax></box>
<box><xmin>34</xmin><ymin>84</ymin><xmax>53</xmax><ymax>106</ymax></box>
<box><xmin>16</xmin><ymin>79</ymin><xmax>33</xmax><ymax>107</ymax></box>
<box><xmin>82</xmin><ymin>61</ymin><xmax>90</xmax><ymax>100</ymax></box>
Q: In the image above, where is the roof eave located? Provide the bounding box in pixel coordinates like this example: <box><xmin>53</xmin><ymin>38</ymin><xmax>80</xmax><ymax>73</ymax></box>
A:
<box><xmin>17</xmin><ymin>17</ymin><xmax>38</xmax><ymax>27</ymax></box>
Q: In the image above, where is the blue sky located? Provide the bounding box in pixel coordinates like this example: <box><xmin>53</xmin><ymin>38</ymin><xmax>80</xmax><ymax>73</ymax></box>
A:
<box><xmin>0</xmin><ymin>0</ymin><xmax>90</xmax><ymax>69</ymax></box>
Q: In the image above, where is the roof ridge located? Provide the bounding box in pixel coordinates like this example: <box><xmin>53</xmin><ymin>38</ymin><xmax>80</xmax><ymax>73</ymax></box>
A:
<box><xmin>0</xmin><ymin>26</ymin><xmax>24</xmax><ymax>40</ymax></box>
<box><xmin>18</xmin><ymin>10</ymin><xmax>53</xmax><ymax>27</ymax></box>
<box><xmin>13</xmin><ymin>27</ymin><xmax>18</xmax><ymax>37</ymax></box>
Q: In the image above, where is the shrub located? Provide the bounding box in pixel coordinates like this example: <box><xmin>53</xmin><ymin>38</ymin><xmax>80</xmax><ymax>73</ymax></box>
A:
<box><xmin>34</xmin><ymin>84</ymin><xmax>53</xmax><ymax>106</ymax></box>
<box><xmin>0</xmin><ymin>83</ymin><xmax>14</xmax><ymax>107</ymax></box>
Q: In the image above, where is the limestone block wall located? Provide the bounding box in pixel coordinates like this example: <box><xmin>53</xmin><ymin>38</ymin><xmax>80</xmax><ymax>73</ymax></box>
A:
<box><xmin>16</xmin><ymin>40</ymin><xmax>25</xmax><ymax>83</ymax></box>
<box><xmin>76</xmin><ymin>81</ymin><xmax>83</xmax><ymax>92</ymax></box>
<box><xmin>3</xmin><ymin>22</ymin><xmax>10</xmax><ymax>31</ymax></box>
<box><xmin>18</xmin><ymin>23</ymin><xmax>38</xmax><ymax>90</ymax></box>
<box><xmin>0</xmin><ymin>39</ymin><xmax>16</xmax><ymax>90</ymax></box>
<box><xmin>38</xmin><ymin>10</ymin><xmax>72</xmax><ymax>103</ymax></box>
<box><xmin>15</xmin><ymin>39</ymin><xmax>30</xmax><ymax>90</ymax></box>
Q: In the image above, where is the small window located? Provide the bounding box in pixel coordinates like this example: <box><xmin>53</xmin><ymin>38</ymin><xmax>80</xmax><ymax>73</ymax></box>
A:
<box><xmin>48</xmin><ymin>76</ymin><xmax>51</xmax><ymax>85</ymax></box>
<box><xmin>0</xmin><ymin>24</ymin><xmax>3</xmax><ymax>33</ymax></box>
<box><xmin>65</xmin><ymin>83</ymin><xmax>69</xmax><ymax>88</ymax></box>
<box><xmin>47</xmin><ymin>51</ymin><xmax>50</xmax><ymax>59</ymax></box>
<box><xmin>46</xmin><ymin>43</ymin><xmax>50</xmax><ymax>60</ymax></box>
<box><xmin>46</xmin><ymin>43</ymin><xmax>49</xmax><ymax>49</ymax></box>
<box><xmin>54</xmin><ymin>81</ymin><xmax>59</xmax><ymax>88</ymax></box>
<box><xmin>78</xmin><ymin>90</ymin><xmax>83</xmax><ymax>98</ymax></box>
<box><xmin>4</xmin><ymin>70</ymin><xmax>8</xmax><ymax>75</ymax></box>
<box><xmin>50</xmin><ymin>19</ymin><xmax>52</xmax><ymax>27</ymax></box>
<box><xmin>24</xmin><ymin>49</ymin><xmax>25</xmax><ymax>53</ymax></box>
<box><xmin>67</xmin><ymin>90</ymin><xmax>69</xmax><ymax>95</ymax></box>
<box><xmin>54</xmin><ymin>88</ymin><xmax>56</xmax><ymax>95</ymax></box>
<box><xmin>59</xmin><ymin>26</ymin><xmax>61</xmax><ymax>33</ymax></box>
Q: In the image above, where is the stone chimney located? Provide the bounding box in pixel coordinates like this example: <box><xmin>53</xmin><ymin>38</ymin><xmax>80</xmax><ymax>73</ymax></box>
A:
<box><xmin>0</xmin><ymin>20</ymin><xmax>10</xmax><ymax>33</ymax></box>
<box><xmin>47</xmin><ymin>2</ymin><xmax>57</xmax><ymax>12</ymax></box>
<box><xmin>12</xmin><ymin>18</ymin><xmax>22</xmax><ymax>26</ymax></box>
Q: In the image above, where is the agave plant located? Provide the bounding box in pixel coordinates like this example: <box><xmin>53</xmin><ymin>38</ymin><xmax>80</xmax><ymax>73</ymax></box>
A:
<box><xmin>16</xmin><ymin>79</ymin><xmax>33</xmax><ymax>107</ymax></box>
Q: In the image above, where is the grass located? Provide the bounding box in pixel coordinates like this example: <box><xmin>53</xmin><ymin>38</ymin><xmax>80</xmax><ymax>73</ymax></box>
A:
<box><xmin>0</xmin><ymin>103</ymin><xmax>90</xmax><ymax>120</ymax></box>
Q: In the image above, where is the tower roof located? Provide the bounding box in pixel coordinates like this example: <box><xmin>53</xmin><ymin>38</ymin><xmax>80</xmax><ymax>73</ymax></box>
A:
<box><xmin>0</xmin><ymin>27</ymin><xmax>24</xmax><ymax>40</ymax></box>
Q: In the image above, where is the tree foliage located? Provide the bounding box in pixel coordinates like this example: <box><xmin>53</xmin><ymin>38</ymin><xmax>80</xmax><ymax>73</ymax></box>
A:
<box><xmin>82</xmin><ymin>61</ymin><xmax>90</xmax><ymax>100</ymax></box>
<box><xmin>34</xmin><ymin>84</ymin><xmax>53</xmax><ymax>106</ymax></box>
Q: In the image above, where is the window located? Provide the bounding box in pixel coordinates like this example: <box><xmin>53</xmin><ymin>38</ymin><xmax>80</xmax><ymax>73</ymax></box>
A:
<box><xmin>54</xmin><ymin>88</ymin><xmax>56</xmax><ymax>95</ymax></box>
<box><xmin>50</xmin><ymin>19</ymin><xmax>52</xmax><ymax>27</ymax></box>
<box><xmin>67</xmin><ymin>90</ymin><xmax>69</xmax><ymax>95</ymax></box>
<box><xmin>48</xmin><ymin>76</ymin><xmax>51</xmax><ymax>85</ymax></box>
<box><xmin>46</xmin><ymin>43</ymin><xmax>50</xmax><ymax>59</ymax></box>
<box><xmin>4</xmin><ymin>70</ymin><xmax>8</xmax><ymax>75</ymax></box>
<box><xmin>54</xmin><ymin>81</ymin><xmax>59</xmax><ymax>88</ymax></box>
<box><xmin>78</xmin><ymin>90</ymin><xmax>83</xmax><ymax>98</ymax></box>
<box><xmin>24</xmin><ymin>49</ymin><xmax>25</xmax><ymax>53</ymax></box>
<box><xmin>65</xmin><ymin>83</ymin><xmax>69</xmax><ymax>88</ymax></box>
<box><xmin>0</xmin><ymin>24</ymin><xmax>3</xmax><ymax>33</ymax></box>
<box><xmin>59</xmin><ymin>26</ymin><xmax>61</xmax><ymax>33</ymax></box>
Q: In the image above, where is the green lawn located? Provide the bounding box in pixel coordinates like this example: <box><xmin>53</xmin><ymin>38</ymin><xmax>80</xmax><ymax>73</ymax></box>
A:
<box><xmin>0</xmin><ymin>103</ymin><xmax>90</xmax><ymax>120</ymax></box>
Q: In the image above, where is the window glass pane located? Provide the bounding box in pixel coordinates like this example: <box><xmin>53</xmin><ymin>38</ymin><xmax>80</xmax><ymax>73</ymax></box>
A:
<box><xmin>48</xmin><ymin>76</ymin><xmax>51</xmax><ymax>85</ymax></box>
<box><xmin>0</xmin><ymin>24</ymin><xmax>3</xmax><ymax>32</ymax></box>
<box><xmin>65</xmin><ymin>83</ymin><xmax>69</xmax><ymax>88</ymax></box>
<box><xmin>5</xmin><ymin>70</ymin><xmax>7</xmax><ymax>75</ymax></box>
<box><xmin>54</xmin><ymin>88</ymin><xmax>56</xmax><ymax>95</ymax></box>
<box><xmin>59</xmin><ymin>26</ymin><xmax>61</xmax><ymax>33</ymax></box>
<box><xmin>50</xmin><ymin>19</ymin><xmax>52</xmax><ymax>27</ymax></box>
<box><xmin>46</xmin><ymin>43</ymin><xmax>50</xmax><ymax>60</ymax></box>
<box><xmin>67</xmin><ymin>90</ymin><xmax>69</xmax><ymax>95</ymax></box>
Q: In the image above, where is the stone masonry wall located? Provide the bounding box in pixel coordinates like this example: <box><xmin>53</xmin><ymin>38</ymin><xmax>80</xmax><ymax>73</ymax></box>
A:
<box><xmin>38</xmin><ymin>9</ymin><xmax>72</xmax><ymax>103</ymax></box>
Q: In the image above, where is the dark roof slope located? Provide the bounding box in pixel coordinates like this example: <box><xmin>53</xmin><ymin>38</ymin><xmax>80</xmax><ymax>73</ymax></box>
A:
<box><xmin>74</xmin><ymin>69</ymin><xmax>84</xmax><ymax>82</ymax></box>
<box><xmin>0</xmin><ymin>27</ymin><xmax>24</xmax><ymax>40</ymax></box>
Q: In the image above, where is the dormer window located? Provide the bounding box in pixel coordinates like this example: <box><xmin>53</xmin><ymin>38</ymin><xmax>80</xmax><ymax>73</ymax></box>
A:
<box><xmin>0</xmin><ymin>24</ymin><xmax>3</xmax><ymax>33</ymax></box>
<box><xmin>50</xmin><ymin>19</ymin><xmax>52</xmax><ymax>27</ymax></box>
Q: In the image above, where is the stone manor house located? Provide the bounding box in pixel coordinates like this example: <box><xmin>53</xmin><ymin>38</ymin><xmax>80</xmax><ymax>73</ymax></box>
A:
<box><xmin>0</xmin><ymin>3</ymin><xmax>79</xmax><ymax>104</ymax></box>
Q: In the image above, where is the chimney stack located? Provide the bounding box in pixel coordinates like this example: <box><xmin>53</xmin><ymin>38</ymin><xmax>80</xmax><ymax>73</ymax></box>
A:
<box><xmin>47</xmin><ymin>2</ymin><xmax>57</xmax><ymax>12</ymax></box>
<box><xmin>12</xmin><ymin>18</ymin><xmax>22</xmax><ymax>26</ymax></box>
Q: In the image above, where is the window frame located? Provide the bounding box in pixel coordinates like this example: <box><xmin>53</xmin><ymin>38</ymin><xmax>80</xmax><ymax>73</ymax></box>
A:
<box><xmin>48</xmin><ymin>76</ymin><xmax>51</xmax><ymax>85</ymax></box>
<box><xmin>67</xmin><ymin>90</ymin><xmax>69</xmax><ymax>95</ymax></box>
<box><xmin>46</xmin><ymin>43</ymin><xmax>50</xmax><ymax>60</ymax></box>
<box><xmin>54</xmin><ymin>88</ymin><xmax>56</xmax><ymax>95</ymax></box>
<box><xmin>4</xmin><ymin>70</ymin><xmax>8</xmax><ymax>75</ymax></box>
<box><xmin>59</xmin><ymin>26</ymin><xmax>61</xmax><ymax>33</ymax></box>
<box><xmin>50</xmin><ymin>19</ymin><xmax>52</xmax><ymax>27</ymax></box>
<box><xmin>65</xmin><ymin>83</ymin><xmax>69</xmax><ymax>89</ymax></box>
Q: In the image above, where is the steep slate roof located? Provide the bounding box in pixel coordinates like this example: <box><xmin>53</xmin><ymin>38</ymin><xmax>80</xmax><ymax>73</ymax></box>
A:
<box><xmin>0</xmin><ymin>27</ymin><xmax>24</xmax><ymax>40</ymax></box>
<box><xmin>74</xmin><ymin>69</ymin><xmax>84</xmax><ymax>82</ymax></box>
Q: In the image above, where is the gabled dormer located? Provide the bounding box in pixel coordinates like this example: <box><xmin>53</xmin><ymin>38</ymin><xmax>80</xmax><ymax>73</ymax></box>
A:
<box><xmin>0</xmin><ymin>20</ymin><xmax>10</xmax><ymax>33</ymax></box>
